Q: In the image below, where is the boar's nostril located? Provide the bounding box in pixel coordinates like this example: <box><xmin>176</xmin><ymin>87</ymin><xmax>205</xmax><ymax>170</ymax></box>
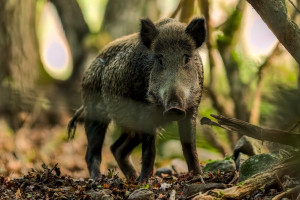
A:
<box><xmin>163</xmin><ymin>107</ymin><xmax>186</xmax><ymax>121</ymax></box>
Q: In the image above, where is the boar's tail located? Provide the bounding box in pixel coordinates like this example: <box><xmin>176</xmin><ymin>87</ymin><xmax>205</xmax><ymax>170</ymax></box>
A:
<box><xmin>68</xmin><ymin>105</ymin><xmax>84</xmax><ymax>140</ymax></box>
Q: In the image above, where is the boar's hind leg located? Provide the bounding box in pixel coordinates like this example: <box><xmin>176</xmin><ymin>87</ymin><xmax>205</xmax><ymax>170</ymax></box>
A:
<box><xmin>110</xmin><ymin>130</ymin><xmax>141</xmax><ymax>180</ymax></box>
<box><xmin>139</xmin><ymin>132</ymin><xmax>156</xmax><ymax>182</ymax></box>
<box><xmin>178</xmin><ymin>113</ymin><xmax>203</xmax><ymax>175</ymax></box>
<box><xmin>84</xmin><ymin>112</ymin><xmax>110</xmax><ymax>179</ymax></box>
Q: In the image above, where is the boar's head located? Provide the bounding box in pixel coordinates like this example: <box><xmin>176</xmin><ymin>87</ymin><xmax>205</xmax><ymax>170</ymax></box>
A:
<box><xmin>140</xmin><ymin>18</ymin><xmax>206</xmax><ymax>121</ymax></box>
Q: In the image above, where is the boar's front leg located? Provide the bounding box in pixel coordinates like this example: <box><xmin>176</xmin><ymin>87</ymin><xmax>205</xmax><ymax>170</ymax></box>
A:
<box><xmin>84</xmin><ymin>110</ymin><xmax>111</xmax><ymax>179</ymax></box>
<box><xmin>178</xmin><ymin>110</ymin><xmax>203</xmax><ymax>175</ymax></box>
<box><xmin>139</xmin><ymin>132</ymin><xmax>156</xmax><ymax>182</ymax></box>
<box><xmin>110</xmin><ymin>130</ymin><xmax>141</xmax><ymax>180</ymax></box>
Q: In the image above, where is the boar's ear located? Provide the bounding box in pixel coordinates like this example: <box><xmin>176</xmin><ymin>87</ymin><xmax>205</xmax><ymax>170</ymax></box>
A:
<box><xmin>140</xmin><ymin>18</ymin><xmax>158</xmax><ymax>48</ymax></box>
<box><xmin>185</xmin><ymin>18</ymin><xmax>206</xmax><ymax>48</ymax></box>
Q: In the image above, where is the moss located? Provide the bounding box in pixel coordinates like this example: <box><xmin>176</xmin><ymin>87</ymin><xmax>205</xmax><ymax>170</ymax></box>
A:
<box><xmin>239</xmin><ymin>154</ymin><xmax>279</xmax><ymax>181</ymax></box>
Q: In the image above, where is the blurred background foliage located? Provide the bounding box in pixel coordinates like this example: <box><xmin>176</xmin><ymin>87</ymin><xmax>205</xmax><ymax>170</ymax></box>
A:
<box><xmin>0</xmin><ymin>0</ymin><xmax>299</xmax><ymax>178</ymax></box>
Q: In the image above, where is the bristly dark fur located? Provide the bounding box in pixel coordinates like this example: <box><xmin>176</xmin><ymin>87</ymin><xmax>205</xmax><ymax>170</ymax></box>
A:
<box><xmin>185</xmin><ymin>18</ymin><xmax>206</xmax><ymax>48</ymax></box>
<box><xmin>140</xmin><ymin>19</ymin><xmax>158</xmax><ymax>48</ymax></box>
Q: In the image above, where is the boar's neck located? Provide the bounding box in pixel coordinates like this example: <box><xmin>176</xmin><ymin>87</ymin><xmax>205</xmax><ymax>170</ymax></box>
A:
<box><xmin>85</xmin><ymin>33</ymin><xmax>154</xmax><ymax>104</ymax></box>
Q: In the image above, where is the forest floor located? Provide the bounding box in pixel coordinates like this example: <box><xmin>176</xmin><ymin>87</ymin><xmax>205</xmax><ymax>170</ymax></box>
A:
<box><xmin>0</xmin><ymin>118</ymin><xmax>297</xmax><ymax>199</ymax></box>
<box><xmin>0</xmin><ymin>163</ymin><xmax>285</xmax><ymax>200</ymax></box>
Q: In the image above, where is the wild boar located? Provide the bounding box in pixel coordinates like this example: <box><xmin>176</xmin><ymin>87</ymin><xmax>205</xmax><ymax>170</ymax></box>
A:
<box><xmin>68</xmin><ymin>17</ymin><xmax>206</xmax><ymax>181</ymax></box>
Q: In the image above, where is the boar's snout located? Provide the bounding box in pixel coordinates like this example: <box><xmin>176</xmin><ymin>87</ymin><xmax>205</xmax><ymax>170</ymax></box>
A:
<box><xmin>163</xmin><ymin>104</ymin><xmax>186</xmax><ymax>121</ymax></box>
<box><xmin>161</xmin><ymin>87</ymin><xmax>188</xmax><ymax>121</ymax></box>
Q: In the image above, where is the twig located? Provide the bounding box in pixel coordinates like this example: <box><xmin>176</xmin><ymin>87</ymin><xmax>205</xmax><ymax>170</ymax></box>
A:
<box><xmin>297</xmin><ymin>192</ymin><xmax>300</xmax><ymax>200</ymax></box>
<box><xmin>171</xmin><ymin>165</ymin><xmax>178</xmax><ymax>174</ymax></box>
<box><xmin>187</xmin><ymin>173</ymin><xmax>210</xmax><ymax>184</ymax></box>
<box><xmin>50</xmin><ymin>163</ymin><xmax>59</xmax><ymax>173</ymax></box>
<box><xmin>289</xmin><ymin>120</ymin><xmax>300</xmax><ymax>132</ymax></box>
<box><xmin>228</xmin><ymin>171</ymin><xmax>239</xmax><ymax>185</ymax></box>
<box><xmin>287</xmin><ymin>0</ymin><xmax>300</xmax><ymax>14</ymax></box>
<box><xmin>184</xmin><ymin>183</ymin><xmax>228</xmax><ymax>199</ymax></box>
<box><xmin>272</xmin><ymin>185</ymin><xmax>300</xmax><ymax>200</ymax></box>
<box><xmin>275</xmin><ymin>172</ymin><xmax>286</xmax><ymax>192</ymax></box>
<box><xmin>186</xmin><ymin>192</ymin><xmax>202</xmax><ymax>199</ymax></box>
<box><xmin>200</xmin><ymin>117</ymin><xmax>232</xmax><ymax>132</ymax></box>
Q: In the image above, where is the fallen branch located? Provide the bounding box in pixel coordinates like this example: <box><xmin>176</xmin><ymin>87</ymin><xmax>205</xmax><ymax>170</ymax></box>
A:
<box><xmin>200</xmin><ymin>115</ymin><xmax>300</xmax><ymax>147</ymax></box>
<box><xmin>193</xmin><ymin>154</ymin><xmax>300</xmax><ymax>199</ymax></box>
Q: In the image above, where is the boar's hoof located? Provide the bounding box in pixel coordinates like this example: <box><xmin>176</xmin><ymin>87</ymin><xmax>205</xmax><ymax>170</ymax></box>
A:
<box><xmin>163</xmin><ymin>107</ymin><xmax>186</xmax><ymax>121</ymax></box>
<box><xmin>90</xmin><ymin>171</ymin><xmax>101</xmax><ymax>180</ymax></box>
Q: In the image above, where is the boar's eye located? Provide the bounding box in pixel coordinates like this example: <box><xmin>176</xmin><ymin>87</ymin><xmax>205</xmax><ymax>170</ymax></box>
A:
<box><xmin>183</xmin><ymin>54</ymin><xmax>191</xmax><ymax>65</ymax></box>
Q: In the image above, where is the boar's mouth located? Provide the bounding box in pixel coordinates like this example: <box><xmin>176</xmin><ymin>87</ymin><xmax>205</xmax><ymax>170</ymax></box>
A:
<box><xmin>163</xmin><ymin>106</ymin><xmax>186</xmax><ymax>121</ymax></box>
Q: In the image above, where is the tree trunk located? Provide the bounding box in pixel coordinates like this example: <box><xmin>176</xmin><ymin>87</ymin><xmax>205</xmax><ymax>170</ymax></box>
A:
<box><xmin>101</xmin><ymin>0</ymin><xmax>158</xmax><ymax>40</ymax></box>
<box><xmin>0</xmin><ymin>0</ymin><xmax>40</xmax><ymax>131</ymax></box>
<box><xmin>180</xmin><ymin>0</ymin><xmax>195</xmax><ymax>23</ymax></box>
